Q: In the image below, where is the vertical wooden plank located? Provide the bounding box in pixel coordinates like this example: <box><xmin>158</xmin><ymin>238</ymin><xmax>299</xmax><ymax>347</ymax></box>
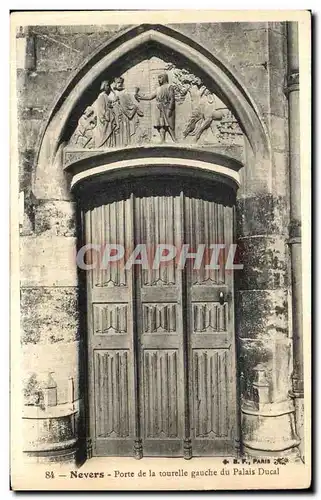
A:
<box><xmin>226</xmin><ymin>203</ymin><xmax>239</xmax><ymax>452</ymax></box>
<box><xmin>85</xmin><ymin>207</ymin><xmax>97</xmax><ymax>455</ymax></box>
<box><xmin>181</xmin><ymin>191</ymin><xmax>192</xmax><ymax>458</ymax></box>
<box><xmin>186</xmin><ymin>193</ymin><xmax>236</xmax><ymax>455</ymax></box>
<box><xmin>129</xmin><ymin>193</ymin><xmax>142</xmax><ymax>458</ymax></box>
<box><xmin>179</xmin><ymin>191</ymin><xmax>192</xmax><ymax>458</ymax></box>
<box><xmin>107</xmin><ymin>351</ymin><xmax>113</xmax><ymax>437</ymax></box>
<box><xmin>84</xmin><ymin>191</ymin><xmax>137</xmax><ymax>457</ymax></box>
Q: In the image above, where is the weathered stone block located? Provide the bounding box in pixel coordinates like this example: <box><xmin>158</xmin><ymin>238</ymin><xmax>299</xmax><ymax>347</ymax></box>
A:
<box><xmin>240</xmin><ymin>323</ymin><xmax>298</xmax><ymax>457</ymax></box>
<box><xmin>222</xmin><ymin>27</ymin><xmax>268</xmax><ymax>68</ymax></box>
<box><xmin>267</xmin><ymin>22</ymin><xmax>286</xmax><ymax>36</ymax></box>
<box><xmin>268</xmin><ymin>27</ymin><xmax>287</xmax><ymax>71</ymax></box>
<box><xmin>35</xmin><ymin>160</ymin><xmax>72</xmax><ymax>201</ymax></box>
<box><xmin>19</xmin><ymin>107</ymin><xmax>46</xmax><ymax>121</ymax></box>
<box><xmin>35</xmin><ymin>33</ymin><xmax>108</xmax><ymax>72</ymax></box>
<box><xmin>272</xmin><ymin>115</ymin><xmax>288</xmax><ymax>152</ymax></box>
<box><xmin>55</xmin><ymin>24</ymin><xmax>127</xmax><ymax>35</ymax></box>
<box><xmin>269</xmin><ymin>67</ymin><xmax>288</xmax><ymax>118</ymax></box>
<box><xmin>20</xmin><ymin>287</ymin><xmax>79</xmax><ymax>344</ymax></box>
<box><xmin>172</xmin><ymin>22</ymin><xmax>268</xmax><ymax>68</ymax></box>
<box><xmin>19</xmin><ymin>150</ymin><xmax>35</xmax><ymax>192</ymax></box>
<box><xmin>238</xmin><ymin>338</ymin><xmax>273</xmax><ymax>400</ymax></box>
<box><xmin>272</xmin><ymin>151</ymin><xmax>289</xmax><ymax>198</ymax></box>
<box><xmin>22</xmin><ymin>357</ymin><xmax>80</xmax><ymax>460</ymax></box>
<box><xmin>34</xmin><ymin>201</ymin><xmax>76</xmax><ymax>237</ymax></box>
<box><xmin>239</xmin><ymin>334</ymin><xmax>292</xmax><ymax>403</ymax></box>
<box><xmin>29</xmin><ymin>26</ymin><xmax>61</xmax><ymax>36</ymax></box>
<box><xmin>236</xmin><ymin>194</ymin><xmax>288</xmax><ymax>237</ymax></box>
<box><xmin>20</xmin><ymin>212</ymin><xmax>34</xmax><ymax>237</ymax></box>
<box><xmin>17</xmin><ymin>69</ymin><xmax>72</xmax><ymax>110</ymax></box>
<box><xmin>272</xmin><ymin>337</ymin><xmax>292</xmax><ymax>403</ymax></box>
<box><xmin>236</xmin><ymin>288</ymin><xmax>289</xmax><ymax>339</ymax></box>
<box><xmin>23</xmin><ymin>413</ymin><xmax>76</xmax><ymax>449</ymax></box>
<box><xmin>16</xmin><ymin>69</ymin><xmax>27</xmax><ymax>106</ymax></box>
<box><xmin>238</xmin><ymin>146</ymin><xmax>272</xmax><ymax>197</ymax></box>
<box><xmin>242</xmin><ymin>407</ymin><xmax>299</xmax><ymax>456</ymax></box>
<box><xmin>263</xmin><ymin>114</ymin><xmax>288</xmax><ymax>152</ymax></box>
<box><xmin>18</xmin><ymin>118</ymin><xmax>42</xmax><ymax>152</ymax></box>
<box><xmin>20</xmin><ymin>236</ymin><xmax>78</xmax><ymax>286</ymax></box>
<box><xmin>237</xmin><ymin>235</ymin><xmax>288</xmax><ymax>290</ymax></box>
<box><xmin>236</xmin><ymin>66</ymin><xmax>270</xmax><ymax>116</ymax></box>
<box><xmin>22</xmin><ymin>341</ymin><xmax>80</xmax><ymax>403</ymax></box>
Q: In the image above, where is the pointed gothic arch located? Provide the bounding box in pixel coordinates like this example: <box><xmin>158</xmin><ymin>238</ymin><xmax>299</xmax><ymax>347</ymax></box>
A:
<box><xmin>34</xmin><ymin>23</ymin><xmax>271</xmax><ymax>198</ymax></box>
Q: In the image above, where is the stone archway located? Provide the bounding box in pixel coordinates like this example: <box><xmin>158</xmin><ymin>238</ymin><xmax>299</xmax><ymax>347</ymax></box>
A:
<box><xmin>27</xmin><ymin>22</ymin><xmax>301</xmax><ymax>463</ymax></box>
<box><xmin>33</xmin><ymin>23</ymin><xmax>271</xmax><ymax>201</ymax></box>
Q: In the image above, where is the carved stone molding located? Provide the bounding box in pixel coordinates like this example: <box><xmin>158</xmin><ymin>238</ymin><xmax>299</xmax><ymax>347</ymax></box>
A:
<box><xmin>64</xmin><ymin>149</ymin><xmax>102</xmax><ymax>168</ymax></box>
<box><xmin>66</xmin><ymin>62</ymin><xmax>244</xmax><ymax>151</ymax></box>
<box><xmin>63</xmin><ymin>146</ymin><xmax>243</xmax><ymax>192</ymax></box>
<box><xmin>63</xmin><ymin>143</ymin><xmax>245</xmax><ymax>170</ymax></box>
<box><xmin>288</xmin><ymin>219</ymin><xmax>302</xmax><ymax>245</ymax></box>
<box><xmin>284</xmin><ymin>71</ymin><xmax>300</xmax><ymax>95</ymax></box>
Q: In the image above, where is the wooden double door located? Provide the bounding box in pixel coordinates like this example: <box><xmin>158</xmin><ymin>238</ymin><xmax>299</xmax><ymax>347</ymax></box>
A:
<box><xmin>82</xmin><ymin>177</ymin><xmax>237</xmax><ymax>458</ymax></box>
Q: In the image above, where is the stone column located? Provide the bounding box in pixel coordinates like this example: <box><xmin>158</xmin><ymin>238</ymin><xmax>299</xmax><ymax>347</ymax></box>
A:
<box><xmin>19</xmin><ymin>32</ymin><xmax>83</xmax><ymax>464</ymax></box>
<box><xmin>236</xmin><ymin>179</ymin><xmax>300</xmax><ymax>459</ymax></box>
<box><xmin>20</xmin><ymin>202</ymin><xmax>82</xmax><ymax>463</ymax></box>
<box><xmin>236</xmin><ymin>22</ymin><xmax>300</xmax><ymax>459</ymax></box>
<box><xmin>286</xmin><ymin>21</ymin><xmax>304</xmax><ymax>457</ymax></box>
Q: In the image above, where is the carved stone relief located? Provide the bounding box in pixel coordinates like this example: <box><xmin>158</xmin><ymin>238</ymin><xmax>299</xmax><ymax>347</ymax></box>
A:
<box><xmin>67</xmin><ymin>56</ymin><xmax>243</xmax><ymax>150</ymax></box>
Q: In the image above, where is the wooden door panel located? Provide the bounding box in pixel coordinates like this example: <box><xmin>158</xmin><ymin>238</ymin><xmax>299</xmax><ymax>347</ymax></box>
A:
<box><xmin>136</xmin><ymin>195</ymin><xmax>178</xmax><ymax>287</ymax></box>
<box><xmin>142</xmin><ymin>349</ymin><xmax>182</xmax><ymax>457</ymax></box>
<box><xmin>191</xmin><ymin>285</ymin><xmax>228</xmax><ymax>302</ymax></box>
<box><xmin>185</xmin><ymin>197</ymin><xmax>227</xmax><ymax>286</ymax></box>
<box><xmin>191</xmin><ymin>348</ymin><xmax>235</xmax><ymax>455</ymax></box>
<box><xmin>185</xmin><ymin>196</ymin><xmax>236</xmax><ymax>456</ymax></box>
<box><xmin>135</xmin><ymin>194</ymin><xmax>186</xmax><ymax>456</ymax></box>
<box><xmin>85</xmin><ymin>196</ymin><xmax>137</xmax><ymax>456</ymax></box>
<box><xmin>94</xmin><ymin>350</ymin><xmax>130</xmax><ymax>438</ymax></box>
<box><xmin>91</xmin><ymin>287</ymin><xmax>129</xmax><ymax>303</ymax></box>
<box><xmin>140</xmin><ymin>288</ymin><xmax>179</xmax><ymax>302</ymax></box>
<box><xmin>85</xmin><ymin>181</ymin><xmax>237</xmax><ymax>458</ymax></box>
<box><xmin>143</xmin><ymin>349</ymin><xmax>179</xmax><ymax>437</ymax></box>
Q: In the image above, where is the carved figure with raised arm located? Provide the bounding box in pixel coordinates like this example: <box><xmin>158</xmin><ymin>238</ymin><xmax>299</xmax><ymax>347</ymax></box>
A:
<box><xmin>135</xmin><ymin>72</ymin><xmax>176</xmax><ymax>143</ymax></box>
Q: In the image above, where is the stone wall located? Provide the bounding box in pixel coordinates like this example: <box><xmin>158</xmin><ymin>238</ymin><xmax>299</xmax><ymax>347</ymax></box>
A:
<box><xmin>17</xmin><ymin>21</ymin><xmax>297</xmax><ymax>460</ymax></box>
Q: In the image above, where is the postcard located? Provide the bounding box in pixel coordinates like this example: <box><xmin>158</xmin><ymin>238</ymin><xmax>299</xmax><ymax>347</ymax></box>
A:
<box><xmin>10</xmin><ymin>9</ymin><xmax>311</xmax><ymax>490</ymax></box>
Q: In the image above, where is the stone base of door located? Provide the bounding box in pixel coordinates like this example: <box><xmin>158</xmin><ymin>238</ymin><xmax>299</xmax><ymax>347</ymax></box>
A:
<box><xmin>241</xmin><ymin>399</ymin><xmax>301</xmax><ymax>461</ymax></box>
<box><xmin>289</xmin><ymin>395</ymin><xmax>305</xmax><ymax>461</ymax></box>
<box><xmin>23</xmin><ymin>444</ymin><xmax>77</xmax><ymax>464</ymax></box>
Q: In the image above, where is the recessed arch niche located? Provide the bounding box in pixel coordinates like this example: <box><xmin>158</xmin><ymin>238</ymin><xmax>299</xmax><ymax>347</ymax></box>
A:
<box><xmin>33</xmin><ymin>23</ymin><xmax>271</xmax><ymax>199</ymax></box>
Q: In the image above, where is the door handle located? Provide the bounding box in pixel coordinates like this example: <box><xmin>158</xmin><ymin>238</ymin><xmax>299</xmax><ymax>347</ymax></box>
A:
<box><xmin>219</xmin><ymin>291</ymin><xmax>225</xmax><ymax>305</ymax></box>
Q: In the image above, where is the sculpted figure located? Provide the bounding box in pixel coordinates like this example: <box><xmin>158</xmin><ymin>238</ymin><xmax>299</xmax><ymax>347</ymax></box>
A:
<box><xmin>110</xmin><ymin>76</ymin><xmax>143</xmax><ymax>147</ymax></box>
<box><xmin>183</xmin><ymin>85</ymin><xmax>224</xmax><ymax>142</ymax></box>
<box><xmin>136</xmin><ymin>72</ymin><xmax>176</xmax><ymax>143</ymax></box>
<box><xmin>92</xmin><ymin>81</ymin><xmax>117</xmax><ymax>148</ymax></box>
<box><xmin>70</xmin><ymin>106</ymin><xmax>96</xmax><ymax>148</ymax></box>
